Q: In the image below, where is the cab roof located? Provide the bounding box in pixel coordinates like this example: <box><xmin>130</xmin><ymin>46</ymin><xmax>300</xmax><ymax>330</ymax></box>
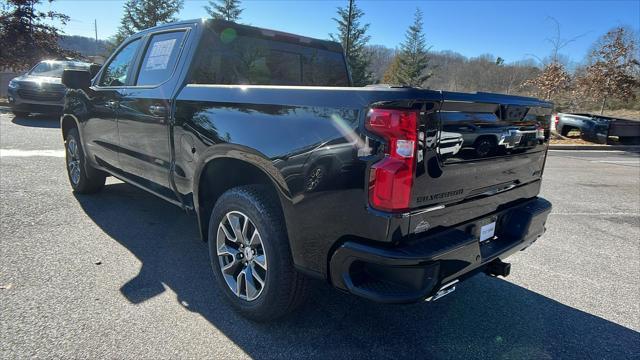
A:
<box><xmin>137</xmin><ymin>18</ymin><xmax>345</xmax><ymax>54</ymax></box>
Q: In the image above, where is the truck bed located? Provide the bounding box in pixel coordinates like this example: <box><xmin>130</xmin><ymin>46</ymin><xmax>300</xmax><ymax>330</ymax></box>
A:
<box><xmin>173</xmin><ymin>84</ymin><xmax>552</xmax><ymax>277</ymax></box>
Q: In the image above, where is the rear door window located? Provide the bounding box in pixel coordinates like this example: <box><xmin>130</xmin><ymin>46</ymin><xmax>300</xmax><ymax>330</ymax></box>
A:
<box><xmin>99</xmin><ymin>39</ymin><xmax>141</xmax><ymax>87</ymax></box>
<box><xmin>190</xmin><ymin>32</ymin><xmax>349</xmax><ymax>86</ymax></box>
<box><xmin>136</xmin><ymin>31</ymin><xmax>186</xmax><ymax>86</ymax></box>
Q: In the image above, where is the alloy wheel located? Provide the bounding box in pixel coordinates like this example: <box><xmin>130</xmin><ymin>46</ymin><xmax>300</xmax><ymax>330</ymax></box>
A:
<box><xmin>67</xmin><ymin>138</ymin><xmax>81</xmax><ymax>185</ymax></box>
<box><xmin>216</xmin><ymin>211</ymin><xmax>268</xmax><ymax>301</ymax></box>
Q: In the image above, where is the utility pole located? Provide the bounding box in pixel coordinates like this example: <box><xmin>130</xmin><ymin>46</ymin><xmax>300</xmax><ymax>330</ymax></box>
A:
<box><xmin>345</xmin><ymin>0</ymin><xmax>354</xmax><ymax>60</ymax></box>
<box><xmin>94</xmin><ymin>19</ymin><xmax>98</xmax><ymax>55</ymax></box>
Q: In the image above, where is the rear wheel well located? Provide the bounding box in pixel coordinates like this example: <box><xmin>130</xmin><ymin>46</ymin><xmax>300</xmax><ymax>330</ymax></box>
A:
<box><xmin>560</xmin><ymin>125</ymin><xmax>579</xmax><ymax>136</ymax></box>
<box><xmin>197</xmin><ymin>158</ymin><xmax>280</xmax><ymax>241</ymax></box>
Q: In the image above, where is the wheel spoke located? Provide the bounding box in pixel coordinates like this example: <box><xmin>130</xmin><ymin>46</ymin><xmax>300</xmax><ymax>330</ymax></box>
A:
<box><xmin>218</xmin><ymin>223</ymin><xmax>235</xmax><ymax>243</ymax></box>
<box><xmin>250</xmin><ymin>263</ymin><xmax>265</xmax><ymax>287</ymax></box>
<box><xmin>254</xmin><ymin>254</ymin><xmax>267</xmax><ymax>271</ymax></box>
<box><xmin>244</xmin><ymin>266</ymin><xmax>259</xmax><ymax>299</ymax></box>
<box><xmin>218</xmin><ymin>244</ymin><xmax>241</xmax><ymax>275</ymax></box>
<box><xmin>241</xmin><ymin>214</ymin><xmax>250</xmax><ymax>242</ymax></box>
<box><xmin>68</xmin><ymin>140</ymin><xmax>78</xmax><ymax>158</ymax></box>
<box><xmin>217</xmin><ymin>243</ymin><xmax>239</xmax><ymax>257</ymax></box>
<box><xmin>228</xmin><ymin>213</ymin><xmax>245</xmax><ymax>243</ymax></box>
<box><xmin>221</xmin><ymin>257</ymin><xmax>240</xmax><ymax>274</ymax></box>
<box><xmin>235</xmin><ymin>268</ymin><xmax>246</xmax><ymax>297</ymax></box>
<box><xmin>249</xmin><ymin>229</ymin><xmax>261</xmax><ymax>247</ymax></box>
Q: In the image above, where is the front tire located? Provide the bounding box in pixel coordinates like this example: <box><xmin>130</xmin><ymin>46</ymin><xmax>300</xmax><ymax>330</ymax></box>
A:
<box><xmin>65</xmin><ymin>128</ymin><xmax>106</xmax><ymax>194</ymax></box>
<box><xmin>208</xmin><ymin>185</ymin><xmax>309</xmax><ymax>321</ymax></box>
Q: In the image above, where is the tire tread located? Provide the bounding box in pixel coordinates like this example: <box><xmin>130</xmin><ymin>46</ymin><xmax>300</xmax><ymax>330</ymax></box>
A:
<box><xmin>209</xmin><ymin>185</ymin><xmax>309</xmax><ymax>321</ymax></box>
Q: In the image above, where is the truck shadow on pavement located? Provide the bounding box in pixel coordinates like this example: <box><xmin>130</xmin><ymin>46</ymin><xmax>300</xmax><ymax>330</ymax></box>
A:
<box><xmin>74</xmin><ymin>182</ymin><xmax>640</xmax><ymax>359</ymax></box>
<box><xmin>10</xmin><ymin>114</ymin><xmax>60</xmax><ymax>128</ymax></box>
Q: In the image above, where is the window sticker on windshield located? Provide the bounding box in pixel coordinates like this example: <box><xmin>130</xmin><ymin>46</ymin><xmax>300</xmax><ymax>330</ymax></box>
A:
<box><xmin>145</xmin><ymin>39</ymin><xmax>177</xmax><ymax>71</ymax></box>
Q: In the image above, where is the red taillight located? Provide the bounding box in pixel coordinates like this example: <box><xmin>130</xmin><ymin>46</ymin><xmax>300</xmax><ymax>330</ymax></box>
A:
<box><xmin>554</xmin><ymin>115</ymin><xmax>559</xmax><ymax>126</ymax></box>
<box><xmin>365</xmin><ymin>108</ymin><xmax>418</xmax><ymax>212</ymax></box>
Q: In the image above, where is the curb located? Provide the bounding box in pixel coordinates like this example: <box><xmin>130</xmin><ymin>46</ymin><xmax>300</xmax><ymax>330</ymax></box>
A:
<box><xmin>549</xmin><ymin>144</ymin><xmax>640</xmax><ymax>151</ymax></box>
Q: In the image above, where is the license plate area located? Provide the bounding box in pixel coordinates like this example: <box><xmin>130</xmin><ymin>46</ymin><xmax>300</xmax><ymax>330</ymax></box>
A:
<box><xmin>476</xmin><ymin>213</ymin><xmax>523</xmax><ymax>260</ymax></box>
<box><xmin>479</xmin><ymin>222</ymin><xmax>496</xmax><ymax>242</ymax></box>
<box><xmin>475</xmin><ymin>216</ymin><xmax>498</xmax><ymax>243</ymax></box>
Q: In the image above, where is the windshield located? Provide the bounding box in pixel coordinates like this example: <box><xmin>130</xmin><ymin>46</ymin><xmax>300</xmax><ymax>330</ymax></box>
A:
<box><xmin>29</xmin><ymin>61</ymin><xmax>90</xmax><ymax>78</ymax></box>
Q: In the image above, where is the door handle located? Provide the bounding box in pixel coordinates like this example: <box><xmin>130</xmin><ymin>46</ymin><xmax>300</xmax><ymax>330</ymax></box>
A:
<box><xmin>106</xmin><ymin>100</ymin><xmax>119</xmax><ymax>109</ymax></box>
<box><xmin>149</xmin><ymin>105</ymin><xmax>167</xmax><ymax>117</ymax></box>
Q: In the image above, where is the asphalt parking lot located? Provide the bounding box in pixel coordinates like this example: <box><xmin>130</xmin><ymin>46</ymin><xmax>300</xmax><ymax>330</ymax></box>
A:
<box><xmin>1</xmin><ymin>112</ymin><xmax>639</xmax><ymax>359</ymax></box>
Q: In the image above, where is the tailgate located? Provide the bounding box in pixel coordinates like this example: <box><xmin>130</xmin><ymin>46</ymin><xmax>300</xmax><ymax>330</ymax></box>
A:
<box><xmin>412</xmin><ymin>92</ymin><xmax>552</xmax><ymax>213</ymax></box>
<box><xmin>608</xmin><ymin>118</ymin><xmax>640</xmax><ymax>137</ymax></box>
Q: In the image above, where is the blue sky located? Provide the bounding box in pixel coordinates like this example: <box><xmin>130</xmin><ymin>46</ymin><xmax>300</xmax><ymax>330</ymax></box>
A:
<box><xmin>46</xmin><ymin>0</ymin><xmax>640</xmax><ymax>64</ymax></box>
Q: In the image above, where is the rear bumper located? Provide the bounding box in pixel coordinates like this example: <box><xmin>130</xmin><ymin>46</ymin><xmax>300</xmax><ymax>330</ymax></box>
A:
<box><xmin>329</xmin><ymin>197</ymin><xmax>552</xmax><ymax>303</ymax></box>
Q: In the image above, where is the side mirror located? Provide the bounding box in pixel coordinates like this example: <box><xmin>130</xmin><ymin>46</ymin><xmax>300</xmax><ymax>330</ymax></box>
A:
<box><xmin>89</xmin><ymin>64</ymin><xmax>101</xmax><ymax>78</ymax></box>
<box><xmin>62</xmin><ymin>69</ymin><xmax>92</xmax><ymax>90</ymax></box>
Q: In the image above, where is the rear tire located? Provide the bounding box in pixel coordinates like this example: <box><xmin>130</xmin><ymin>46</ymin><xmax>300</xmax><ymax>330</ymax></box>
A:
<box><xmin>65</xmin><ymin>128</ymin><xmax>106</xmax><ymax>194</ymax></box>
<box><xmin>208</xmin><ymin>185</ymin><xmax>309</xmax><ymax>322</ymax></box>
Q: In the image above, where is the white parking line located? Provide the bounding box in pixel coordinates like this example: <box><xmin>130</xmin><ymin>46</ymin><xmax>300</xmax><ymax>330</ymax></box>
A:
<box><xmin>0</xmin><ymin>149</ymin><xmax>65</xmax><ymax>157</ymax></box>
<box><xmin>595</xmin><ymin>160</ymin><xmax>639</xmax><ymax>164</ymax></box>
<box><xmin>552</xmin><ymin>212</ymin><xmax>639</xmax><ymax>216</ymax></box>
<box><xmin>548</xmin><ymin>149</ymin><xmax>629</xmax><ymax>153</ymax></box>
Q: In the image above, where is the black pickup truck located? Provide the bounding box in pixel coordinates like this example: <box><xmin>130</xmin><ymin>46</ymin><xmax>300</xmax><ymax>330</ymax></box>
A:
<box><xmin>60</xmin><ymin>19</ymin><xmax>553</xmax><ymax>321</ymax></box>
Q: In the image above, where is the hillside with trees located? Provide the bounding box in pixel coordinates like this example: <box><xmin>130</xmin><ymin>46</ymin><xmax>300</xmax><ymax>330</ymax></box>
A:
<box><xmin>6</xmin><ymin>0</ymin><xmax>636</xmax><ymax>115</ymax></box>
<box><xmin>58</xmin><ymin>35</ymin><xmax>109</xmax><ymax>57</ymax></box>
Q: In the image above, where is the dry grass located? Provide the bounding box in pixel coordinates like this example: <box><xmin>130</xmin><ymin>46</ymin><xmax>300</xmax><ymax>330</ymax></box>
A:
<box><xmin>550</xmin><ymin>138</ymin><xmax>598</xmax><ymax>145</ymax></box>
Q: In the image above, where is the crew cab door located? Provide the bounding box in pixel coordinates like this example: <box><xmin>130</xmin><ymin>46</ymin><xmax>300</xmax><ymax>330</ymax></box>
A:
<box><xmin>84</xmin><ymin>38</ymin><xmax>142</xmax><ymax>170</ymax></box>
<box><xmin>116</xmin><ymin>29</ymin><xmax>189</xmax><ymax>197</ymax></box>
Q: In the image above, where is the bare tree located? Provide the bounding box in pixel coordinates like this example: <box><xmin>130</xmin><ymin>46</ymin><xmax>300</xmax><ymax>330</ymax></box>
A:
<box><xmin>523</xmin><ymin>62</ymin><xmax>571</xmax><ymax>100</ymax></box>
<box><xmin>367</xmin><ymin>45</ymin><xmax>395</xmax><ymax>83</ymax></box>
<box><xmin>575</xmin><ymin>27</ymin><xmax>640</xmax><ymax>114</ymax></box>
<box><xmin>523</xmin><ymin>17</ymin><xmax>582</xmax><ymax>100</ymax></box>
<box><xmin>545</xmin><ymin>17</ymin><xmax>585</xmax><ymax>64</ymax></box>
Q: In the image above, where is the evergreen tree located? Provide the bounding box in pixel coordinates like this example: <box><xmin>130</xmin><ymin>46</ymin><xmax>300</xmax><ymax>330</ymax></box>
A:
<box><xmin>205</xmin><ymin>0</ymin><xmax>243</xmax><ymax>22</ymax></box>
<box><xmin>330</xmin><ymin>0</ymin><xmax>372</xmax><ymax>86</ymax></box>
<box><xmin>112</xmin><ymin>0</ymin><xmax>183</xmax><ymax>46</ymax></box>
<box><xmin>0</xmin><ymin>0</ymin><xmax>78</xmax><ymax>70</ymax></box>
<box><xmin>396</xmin><ymin>8</ymin><xmax>432</xmax><ymax>87</ymax></box>
<box><xmin>382</xmin><ymin>55</ymin><xmax>401</xmax><ymax>84</ymax></box>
